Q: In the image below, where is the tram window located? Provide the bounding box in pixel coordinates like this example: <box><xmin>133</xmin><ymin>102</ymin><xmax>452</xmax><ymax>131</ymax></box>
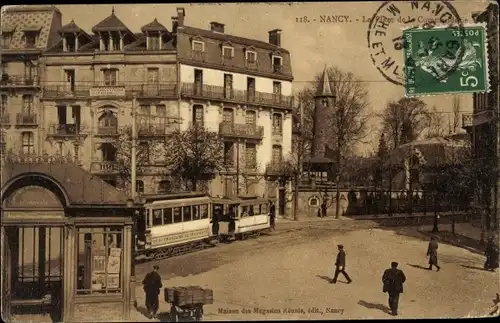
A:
<box><xmin>261</xmin><ymin>204</ymin><xmax>268</xmax><ymax>214</ymax></box>
<box><xmin>173</xmin><ymin>207</ymin><xmax>182</xmax><ymax>223</ymax></box>
<box><xmin>255</xmin><ymin>204</ymin><xmax>261</xmax><ymax>214</ymax></box>
<box><xmin>163</xmin><ymin>208</ymin><xmax>173</xmax><ymax>225</ymax></box>
<box><xmin>183</xmin><ymin>206</ymin><xmax>192</xmax><ymax>222</ymax></box>
<box><xmin>146</xmin><ymin>209</ymin><xmax>151</xmax><ymax>228</ymax></box>
<box><xmin>192</xmin><ymin>205</ymin><xmax>200</xmax><ymax>220</ymax></box>
<box><xmin>229</xmin><ymin>204</ymin><xmax>237</xmax><ymax>217</ymax></box>
<box><xmin>249</xmin><ymin>205</ymin><xmax>254</xmax><ymax>216</ymax></box>
<box><xmin>152</xmin><ymin>209</ymin><xmax>163</xmax><ymax>226</ymax></box>
<box><xmin>201</xmin><ymin>204</ymin><xmax>209</xmax><ymax>219</ymax></box>
<box><xmin>241</xmin><ymin>206</ymin><xmax>248</xmax><ymax>217</ymax></box>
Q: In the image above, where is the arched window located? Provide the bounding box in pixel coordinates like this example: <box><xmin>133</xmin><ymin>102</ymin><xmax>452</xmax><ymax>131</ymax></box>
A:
<box><xmin>272</xmin><ymin>113</ymin><xmax>282</xmax><ymax>135</ymax></box>
<box><xmin>309</xmin><ymin>196</ymin><xmax>320</xmax><ymax>207</ymax></box>
<box><xmin>158</xmin><ymin>180</ymin><xmax>171</xmax><ymax>194</ymax></box>
<box><xmin>136</xmin><ymin>180</ymin><xmax>144</xmax><ymax>194</ymax></box>
<box><xmin>98</xmin><ymin>110</ymin><xmax>118</xmax><ymax>134</ymax></box>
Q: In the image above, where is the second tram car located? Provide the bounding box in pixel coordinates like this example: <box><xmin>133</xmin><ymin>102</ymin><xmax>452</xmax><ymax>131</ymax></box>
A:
<box><xmin>136</xmin><ymin>192</ymin><xmax>215</xmax><ymax>260</ymax></box>
<box><xmin>212</xmin><ymin>196</ymin><xmax>271</xmax><ymax>241</ymax></box>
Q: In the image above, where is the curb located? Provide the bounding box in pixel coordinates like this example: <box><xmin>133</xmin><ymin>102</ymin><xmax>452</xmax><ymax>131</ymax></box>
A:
<box><xmin>417</xmin><ymin>230</ymin><xmax>485</xmax><ymax>255</ymax></box>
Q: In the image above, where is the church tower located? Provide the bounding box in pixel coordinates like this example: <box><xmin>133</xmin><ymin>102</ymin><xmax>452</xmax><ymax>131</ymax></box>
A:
<box><xmin>312</xmin><ymin>66</ymin><xmax>335</xmax><ymax>158</ymax></box>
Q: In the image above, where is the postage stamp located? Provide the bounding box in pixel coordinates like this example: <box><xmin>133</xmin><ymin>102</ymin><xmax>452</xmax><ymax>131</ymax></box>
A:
<box><xmin>403</xmin><ymin>23</ymin><xmax>489</xmax><ymax>96</ymax></box>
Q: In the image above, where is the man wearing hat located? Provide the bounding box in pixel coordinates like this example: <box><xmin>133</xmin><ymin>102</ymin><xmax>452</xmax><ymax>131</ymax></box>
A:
<box><xmin>142</xmin><ymin>265</ymin><xmax>163</xmax><ymax>318</ymax></box>
<box><xmin>331</xmin><ymin>244</ymin><xmax>352</xmax><ymax>284</ymax></box>
<box><xmin>382</xmin><ymin>262</ymin><xmax>406</xmax><ymax>316</ymax></box>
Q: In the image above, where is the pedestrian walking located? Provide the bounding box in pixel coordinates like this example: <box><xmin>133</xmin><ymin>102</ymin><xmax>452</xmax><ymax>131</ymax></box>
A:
<box><xmin>484</xmin><ymin>236</ymin><xmax>499</xmax><ymax>272</ymax></box>
<box><xmin>269</xmin><ymin>201</ymin><xmax>276</xmax><ymax>231</ymax></box>
<box><xmin>382</xmin><ymin>261</ymin><xmax>406</xmax><ymax>316</ymax></box>
<box><xmin>331</xmin><ymin>244</ymin><xmax>352</xmax><ymax>284</ymax></box>
<box><xmin>142</xmin><ymin>265</ymin><xmax>163</xmax><ymax>319</ymax></box>
<box><xmin>427</xmin><ymin>237</ymin><xmax>441</xmax><ymax>271</ymax></box>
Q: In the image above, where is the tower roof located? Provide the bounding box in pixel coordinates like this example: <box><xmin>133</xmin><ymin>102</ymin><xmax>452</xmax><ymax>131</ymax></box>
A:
<box><xmin>316</xmin><ymin>66</ymin><xmax>334</xmax><ymax>97</ymax></box>
<box><xmin>91</xmin><ymin>7</ymin><xmax>130</xmax><ymax>33</ymax></box>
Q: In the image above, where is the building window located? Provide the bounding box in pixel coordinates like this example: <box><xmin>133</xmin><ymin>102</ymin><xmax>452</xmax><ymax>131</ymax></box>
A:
<box><xmin>111</xmin><ymin>34</ymin><xmax>121</xmax><ymax>51</ymax></box>
<box><xmin>224</xmin><ymin>74</ymin><xmax>233</xmax><ymax>99</ymax></box>
<box><xmin>25</xmin><ymin>62</ymin><xmax>37</xmax><ymax>83</ymax></box>
<box><xmin>272</xmin><ymin>145</ymin><xmax>282</xmax><ymax>164</ymax></box>
<box><xmin>148</xmin><ymin>35</ymin><xmax>160</xmax><ymax>50</ymax></box>
<box><xmin>309</xmin><ymin>197</ymin><xmax>320</xmax><ymax>206</ymax></box>
<box><xmin>136</xmin><ymin>180</ymin><xmax>144</xmax><ymax>194</ymax></box>
<box><xmin>139</xmin><ymin>142</ymin><xmax>150</xmax><ymax>164</ymax></box>
<box><xmin>21</xmin><ymin>132</ymin><xmax>34</xmax><ymax>155</ymax></box>
<box><xmin>1</xmin><ymin>95</ymin><xmax>7</xmax><ymax>116</ymax></box>
<box><xmin>245</xmin><ymin>143</ymin><xmax>257</xmax><ymax>169</ymax></box>
<box><xmin>272</xmin><ymin>55</ymin><xmax>282</xmax><ymax>72</ymax></box>
<box><xmin>156</xmin><ymin>105</ymin><xmax>166</xmax><ymax>116</ymax></box>
<box><xmin>98</xmin><ymin>111</ymin><xmax>118</xmax><ymax>133</ymax></box>
<box><xmin>222</xmin><ymin>46</ymin><xmax>234</xmax><ymax>59</ymax></box>
<box><xmin>22</xmin><ymin>95</ymin><xmax>33</xmax><ymax>114</ymax></box>
<box><xmin>101</xmin><ymin>142</ymin><xmax>117</xmax><ymax>161</ymax></box>
<box><xmin>76</xmin><ymin>227</ymin><xmax>123</xmax><ymax>295</ymax></box>
<box><xmin>103</xmin><ymin>69</ymin><xmax>118</xmax><ymax>86</ymax></box>
<box><xmin>245</xmin><ymin>110</ymin><xmax>256</xmax><ymax>125</ymax></box>
<box><xmin>24</xmin><ymin>31</ymin><xmax>37</xmax><ymax>48</ymax></box>
<box><xmin>194</xmin><ymin>69</ymin><xmax>203</xmax><ymax>95</ymax></box>
<box><xmin>223</xmin><ymin>108</ymin><xmax>234</xmax><ymax>123</ymax></box>
<box><xmin>2</xmin><ymin>32</ymin><xmax>13</xmax><ymax>48</ymax></box>
<box><xmin>247</xmin><ymin>77</ymin><xmax>256</xmax><ymax>101</ymax></box>
<box><xmin>272</xmin><ymin>113</ymin><xmax>283</xmax><ymax>135</ymax></box>
<box><xmin>246</xmin><ymin>51</ymin><xmax>257</xmax><ymax>64</ymax></box>
<box><xmin>192</xmin><ymin>105</ymin><xmax>204</xmax><ymax>127</ymax></box>
<box><xmin>139</xmin><ymin>105</ymin><xmax>151</xmax><ymax>116</ymax></box>
<box><xmin>158</xmin><ymin>180</ymin><xmax>171</xmax><ymax>194</ymax></box>
<box><xmin>224</xmin><ymin>142</ymin><xmax>234</xmax><ymax>166</ymax></box>
<box><xmin>192</xmin><ymin>40</ymin><xmax>204</xmax><ymax>52</ymax></box>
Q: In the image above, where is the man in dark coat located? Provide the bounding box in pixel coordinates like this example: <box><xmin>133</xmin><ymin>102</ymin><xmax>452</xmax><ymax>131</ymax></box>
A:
<box><xmin>484</xmin><ymin>237</ymin><xmax>499</xmax><ymax>271</ymax></box>
<box><xmin>269</xmin><ymin>201</ymin><xmax>276</xmax><ymax>230</ymax></box>
<box><xmin>382</xmin><ymin>262</ymin><xmax>406</xmax><ymax>316</ymax></box>
<box><xmin>427</xmin><ymin>237</ymin><xmax>441</xmax><ymax>271</ymax></box>
<box><xmin>331</xmin><ymin>244</ymin><xmax>352</xmax><ymax>284</ymax></box>
<box><xmin>142</xmin><ymin>265</ymin><xmax>163</xmax><ymax>318</ymax></box>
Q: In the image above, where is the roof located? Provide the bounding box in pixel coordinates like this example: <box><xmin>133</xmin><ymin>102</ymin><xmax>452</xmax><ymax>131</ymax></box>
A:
<box><xmin>91</xmin><ymin>9</ymin><xmax>132</xmax><ymax>33</ymax></box>
<box><xmin>316</xmin><ymin>66</ymin><xmax>334</xmax><ymax>97</ymax></box>
<box><xmin>1</xmin><ymin>159</ymin><xmax>129</xmax><ymax>207</ymax></box>
<box><xmin>60</xmin><ymin>19</ymin><xmax>90</xmax><ymax>38</ymax></box>
<box><xmin>178</xmin><ymin>25</ymin><xmax>290</xmax><ymax>53</ymax></box>
<box><xmin>141</xmin><ymin>18</ymin><xmax>168</xmax><ymax>33</ymax></box>
<box><xmin>3</xmin><ymin>5</ymin><xmax>61</xmax><ymax>13</ymax></box>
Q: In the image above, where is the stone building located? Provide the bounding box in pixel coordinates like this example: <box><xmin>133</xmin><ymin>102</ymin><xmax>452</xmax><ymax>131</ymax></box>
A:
<box><xmin>1</xmin><ymin>6</ymin><xmax>294</xmax><ymax>210</ymax></box>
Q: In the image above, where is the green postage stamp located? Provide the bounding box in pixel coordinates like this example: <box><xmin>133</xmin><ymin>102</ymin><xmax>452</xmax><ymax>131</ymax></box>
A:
<box><xmin>403</xmin><ymin>24</ymin><xmax>489</xmax><ymax>96</ymax></box>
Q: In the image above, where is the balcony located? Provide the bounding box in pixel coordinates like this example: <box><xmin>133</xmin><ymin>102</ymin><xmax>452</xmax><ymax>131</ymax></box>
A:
<box><xmin>462</xmin><ymin>113</ymin><xmax>473</xmax><ymax>128</ymax></box>
<box><xmin>265</xmin><ymin>162</ymin><xmax>285</xmax><ymax>176</ymax></box>
<box><xmin>180</xmin><ymin>83</ymin><xmax>294</xmax><ymax>108</ymax></box>
<box><xmin>96</xmin><ymin>126</ymin><xmax>119</xmax><ymax>136</ymax></box>
<box><xmin>90</xmin><ymin>85</ymin><xmax>126</xmax><ymax>98</ymax></box>
<box><xmin>90</xmin><ymin>161</ymin><xmax>121</xmax><ymax>175</ymax></box>
<box><xmin>42</xmin><ymin>84</ymin><xmax>90</xmax><ymax>99</ymax></box>
<box><xmin>137</xmin><ymin>123</ymin><xmax>172</xmax><ymax>137</ymax></box>
<box><xmin>1</xmin><ymin>113</ymin><xmax>10</xmax><ymax>126</ymax></box>
<box><xmin>1</xmin><ymin>74</ymin><xmax>40</xmax><ymax>88</ymax></box>
<box><xmin>47</xmin><ymin>123</ymin><xmax>88</xmax><ymax>138</ymax></box>
<box><xmin>16</xmin><ymin>113</ymin><xmax>38</xmax><ymax>127</ymax></box>
<box><xmin>127</xmin><ymin>83</ymin><xmax>177</xmax><ymax>98</ymax></box>
<box><xmin>219</xmin><ymin>122</ymin><xmax>264</xmax><ymax>140</ymax></box>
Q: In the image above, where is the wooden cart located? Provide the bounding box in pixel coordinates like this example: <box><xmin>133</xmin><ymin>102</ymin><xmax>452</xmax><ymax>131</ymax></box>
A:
<box><xmin>165</xmin><ymin>286</ymin><xmax>213</xmax><ymax>322</ymax></box>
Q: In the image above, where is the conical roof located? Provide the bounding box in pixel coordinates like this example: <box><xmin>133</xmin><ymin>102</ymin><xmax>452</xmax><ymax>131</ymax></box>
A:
<box><xmin>60</xmin><ymin>20</ymin><xmax>91</xmax><ymax>38</ymax></box>
<box><xmin>141</xmin><ymin>18</ymin><xmax>168</xmax><ymax>33</ymax></box>
<box><xmin>316</xmin><ymin>66</ymin><xmax>334</xmax><ymax>97</ymax></box>
<box><xmin>92</xmin><ymin>8</ymin><xmax>130</xmax><ymax>33</ymax></box>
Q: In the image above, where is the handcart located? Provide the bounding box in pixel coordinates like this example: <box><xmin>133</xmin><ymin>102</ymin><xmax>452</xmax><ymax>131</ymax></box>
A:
<box><xmin>165</xmin><ymin>286</ymin><xmax>213</xmax><ymax>322</ymax></box>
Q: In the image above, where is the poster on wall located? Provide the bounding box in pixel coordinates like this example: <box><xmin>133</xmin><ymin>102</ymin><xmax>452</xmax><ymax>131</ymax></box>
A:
<box><xmin>107</xmin><ymin>255</ymin><xmax>121</xmax><ymax>274</ymax></box>
<box><xmin>107</xmin><ymin>274</ymin><xmax>120</xmax><ymax>289</ymax></box>
<box><xmin>93</xmin><ymin>255</ymin><xmax>106</xmax><ymax>273</ymax></box>
<box><xmin>91</xmin><ymin>273</ymin><xmax>106</xmax><ymax>290</ymax></box>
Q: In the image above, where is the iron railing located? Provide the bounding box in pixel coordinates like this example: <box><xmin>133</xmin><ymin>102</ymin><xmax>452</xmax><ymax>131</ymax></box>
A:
<box><xmin>219</xmin><ymin>122</ymin><xmax>264</xmax><ymax>140</ymax></box>
<box><xmin>96</xmin><ymin>126</ymin><xmax>118</xmax><ymax>135</ymax></box>
<box><xmin>1</xmin><ymin>113</ymin><xmax>10</xmax><ymax>125</ymax></box>
<box><xmin>16</xmin><ymin>113</ymin><xmax>37</xmax><ymax>126</ymax></box>
<box><xmin>128</xmin><ymin>84</ymin><xmax>177</xmax><ymax>98</ymax></box>
<box><xmin>1</xmin><ymin>75</ymin><xmax>39</xmax><ymax>86</ymax></box>
<box><xmin>181</xmin><ymin>83</ymin><xmax>294</xmax><ymax>107</ymax></box>
<box><xmin>47</xmin><ymin>123</ymin><xmax>86</xmax><ymax>136</ymax></box>
<box><xmin>90</xmin><ymin>161</ymin><xmax>121</xmax><ymax>174</ymax></box>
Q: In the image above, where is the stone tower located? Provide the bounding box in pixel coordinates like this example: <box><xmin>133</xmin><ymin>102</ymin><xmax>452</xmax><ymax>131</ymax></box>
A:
<box><xmin>312</xmin><ymin>67</ymin><xmax>335</xmax><ymax>158</ymax></box>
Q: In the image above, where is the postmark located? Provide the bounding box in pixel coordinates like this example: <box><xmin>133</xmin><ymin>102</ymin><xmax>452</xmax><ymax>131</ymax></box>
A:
<box><xmin>404</xmin><ymin>23</ymin><xmax>489</xmax><ymax>96</ymax></box>
<box><xmin>367</xmin><ymin>1</ymin><xmax>467</xmax><ymax>86</ymax></box>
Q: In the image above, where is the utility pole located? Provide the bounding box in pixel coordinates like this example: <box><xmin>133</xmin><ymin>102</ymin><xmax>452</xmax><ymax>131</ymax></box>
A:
<box><xmin>335</xmin><ymin>110</ymin><xmax>341</xmax><ymax>219</ymax></box>
<box><xmin>131</xmin><ymin>94</ymin><xmax>137</xmax><ymax>199</ymax></box>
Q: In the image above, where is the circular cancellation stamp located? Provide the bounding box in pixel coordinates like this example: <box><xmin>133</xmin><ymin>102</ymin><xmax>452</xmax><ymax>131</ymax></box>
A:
<box><xmin>367</xmin><ymin>1</ymin><xmax>467</xmax><ymax>86</ymax></box>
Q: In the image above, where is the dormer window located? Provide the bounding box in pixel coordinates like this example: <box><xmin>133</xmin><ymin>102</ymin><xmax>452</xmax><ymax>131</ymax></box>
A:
<box><xmin>222</xmin><ymin>46</ymin><xmax>234</xmax><ymax>59</ymax></box>
<box><xmin>2</xmin><ymin>31</ymin><xmax>13</xmax><ymax>48</ymax></box>
<box><xmin>65</xmin><ymin>35</ymin><xmax>76</xmax><ymax>52</ymax></box>
<box><xmin>111</xmin><ymin>33</ymin><xmax>121</xmax><ymax>51</ymax></box>
<box><xmin>192</xmin><ymin>40</ymin><xmax>204</xmax><ymax>52</ymax></box>
<box><xmin>24</xmin><ymin>31</ymin><xmax>38</xmax><ymax>48</ymax></box>
<box><xmin>272</xmin><ymin>55</ymin><xmax>283</xmax><ymax>73</ymax></box>
<box><xmin>246</xmin><ymin>51</ymin><xmax>257</xmax><ymax>64</ymax></box>
<box><xmin>148</xmin><ymin>35</ymin><xmax>160</xmax><ymax>50</ymax></box>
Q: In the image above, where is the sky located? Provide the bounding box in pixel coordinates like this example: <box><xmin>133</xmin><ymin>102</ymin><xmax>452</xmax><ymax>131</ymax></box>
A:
<box><xmin>51</xmin><ymin>1</ymin><xmax>490</xmax><ymax>154</ymax></box>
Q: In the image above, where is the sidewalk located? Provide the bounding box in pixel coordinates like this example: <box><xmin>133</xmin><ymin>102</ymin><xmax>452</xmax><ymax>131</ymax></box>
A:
<box><xmin>417</xmin><ymin>222</ymin><xmax>486</xmax><ymax>255</ymax></box>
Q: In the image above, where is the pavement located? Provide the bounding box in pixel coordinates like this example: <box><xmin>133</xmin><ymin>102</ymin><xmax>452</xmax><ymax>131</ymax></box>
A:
<box><xmin>133</xmin><ymin>223</ymin><xmax>500</xmax><ymax>321</ymax></box>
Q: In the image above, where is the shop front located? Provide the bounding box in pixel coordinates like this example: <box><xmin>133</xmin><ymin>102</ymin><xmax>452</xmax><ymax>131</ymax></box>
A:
<box><xmin>1</xmin><ymin>156</ymin><xmax>134</xmax><ymax>322</ymax></box>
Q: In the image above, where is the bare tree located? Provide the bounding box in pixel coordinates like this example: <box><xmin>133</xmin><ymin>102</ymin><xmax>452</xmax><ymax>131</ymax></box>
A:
<box><xmin>426</xmin><ymin>105</ymin><xmax>448</xmax><ymax>139</ymax></box>
<box><xmin>164</xmin><ymin>124</ymin><xmax>224</xmax><ymax>191</ymax></box>
<box><xmin>452</xmin><ymin>96</ymin><xmax>461</xmax><ymax>133</ymax></box>
<box><xmin>380</xmin><ymin>97</ymin><xmax>429</xmax><ymax>149</ymax></box>
<box><xmin>112</xmin><ymin>125</ymin><xmax>165</xmax><ymax>194</ymax></box>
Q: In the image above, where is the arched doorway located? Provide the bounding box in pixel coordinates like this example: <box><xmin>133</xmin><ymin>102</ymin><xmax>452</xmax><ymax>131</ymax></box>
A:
<box><xmin>1</xmin><ymin>175</ymin><xmax>68</xmax><ymax>321</ymax></box>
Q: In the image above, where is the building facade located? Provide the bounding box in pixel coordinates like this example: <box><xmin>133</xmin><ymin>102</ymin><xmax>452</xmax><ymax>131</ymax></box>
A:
<box><xmin>1</xmin><ymin>6</ymin><xmax>294</xmax><ymax>208</ymax></box>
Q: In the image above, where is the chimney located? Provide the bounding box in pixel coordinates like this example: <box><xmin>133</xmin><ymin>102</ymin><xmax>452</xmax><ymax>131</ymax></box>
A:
<box><xmin>171</xmin><ymin>16</ymin><xmax>178</xmax><ymax>33</ymax></box>
<box><xmin>268</xmin><ymin>29</ymin><xmax>282</xmax><ymax>47</ymax></box>
<box><xmin>210</xmin><ymin>21</ymin><xmax>225</xmax><ymax>33</ymax></box>
<box><xmin>177</xmin><ymin>7</ymin><xmax>185</xmax><ymax>27</ymax></box>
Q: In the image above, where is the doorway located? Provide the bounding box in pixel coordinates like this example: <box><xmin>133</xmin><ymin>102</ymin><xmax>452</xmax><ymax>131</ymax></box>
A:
<box><xmin>6</xmin><ymin>226</ymin><xmax>64</xmax><ymax>322</ymax></box>
<box><xmin>278</xmin><ymin>187</ymin><xmax>286</xmax><ymax>216</ymax></box>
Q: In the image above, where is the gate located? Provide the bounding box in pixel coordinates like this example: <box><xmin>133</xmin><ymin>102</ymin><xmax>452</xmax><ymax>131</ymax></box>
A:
<box><xmin>10</xmin><ymin>226</ymin><xmax>64</xmax><ymax>319</ymax></box>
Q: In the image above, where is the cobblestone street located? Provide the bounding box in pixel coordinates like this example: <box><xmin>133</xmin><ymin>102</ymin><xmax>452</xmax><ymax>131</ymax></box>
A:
<box><xmin>135</xmin><ymin>222</ymin><xmax>500</xmax><ymax>321</ymax></box>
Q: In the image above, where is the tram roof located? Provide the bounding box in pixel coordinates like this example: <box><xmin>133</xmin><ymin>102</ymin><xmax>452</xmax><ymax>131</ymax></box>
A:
<box><xmin>139</xmin><ymin>191</ymin><xmax>209</xmax><ymax>203</ymax></box>
<box><xmin>211</xmin><ymin>195</ymin><xmax>270</xmax><ymax>205</ymax></box>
